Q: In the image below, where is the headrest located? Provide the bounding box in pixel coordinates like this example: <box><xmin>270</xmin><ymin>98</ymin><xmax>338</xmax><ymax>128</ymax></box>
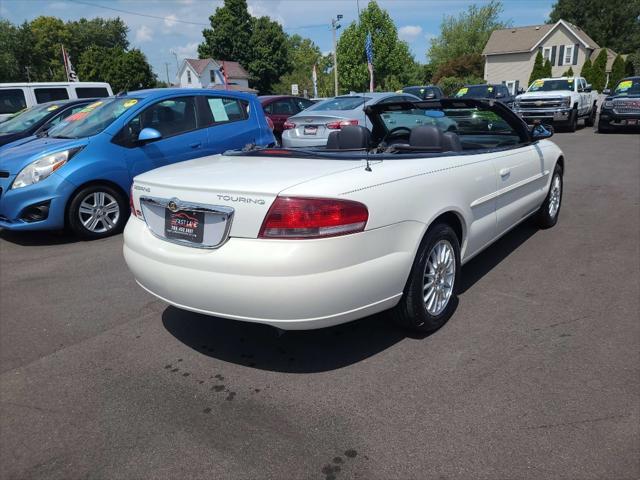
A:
<box><xmin>409</xmin><ymin>125</ymin><xmax>444</xmax><ymax>148</ymax></box>
<box><xmin>326</xmin><ymin>125</ymin><xmax>371</xmax><ymax>150</ymax></box>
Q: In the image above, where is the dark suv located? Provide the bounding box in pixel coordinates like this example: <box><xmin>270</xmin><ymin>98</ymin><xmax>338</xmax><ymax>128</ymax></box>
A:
<box><xmin>455</xmin><ymin>84</ymin><xmax>516</xmax><ymax>108</ymax></box>
<box><xmin>598</xmin><ymin>76</ymin><xmax>640</xmax><ymax>132</ymax></box>
<box><xmin>402</xmin><ymin>85</ymin><xmax>444</xmax><ymax>100</ymax></box>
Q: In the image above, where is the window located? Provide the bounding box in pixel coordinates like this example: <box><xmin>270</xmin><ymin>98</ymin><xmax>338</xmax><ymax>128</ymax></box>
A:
<box><xmin>272</xmin><ymin>99</ymin><xmax>295</xmax><ymax>115</ymax></box>
<box><xmin>564</xmin><ymin>45</ymin><xmax>573</xmax><ymax>65</ymax></box>
<box><xmin>0</xmin><ymin>89</ymin><xmax>27</xmax><ymax>114</ymax></box>
<box><xmin>294</xmin><ymin>98</ymin><xmax>314</xmax><ymax>111</ymax></box>
<box><xmin>543</xmin><ymin>47</ymin><xmax>552</xmax><ymax>62</ymax></box>
<box><xmin>34</xmin><ymin>88</ymin><xmax>69</xmax><ymax>103</ymax></box>
<box><xmin>308</xmin><ymin>96</ymin><xmax>370</xmax><ymax>111</ymax></box>
<box><xmin>206</xmin><ymin>97</ymin><xmax>248</xmax><ymax>124</ymax></box>
<box><xmin>210</xmin><ymin>70</ymin><xmax>216</xmax><ymax>83</ymax></box>
<box><xmin>187</xmin><ymin>70</ymin><xmax>192</xmax><ymax>84</ymax></box>
<box><xmin>75</xmin><ymin>87</ymin><xmax>109</xmax><ymax>98</ymax></box>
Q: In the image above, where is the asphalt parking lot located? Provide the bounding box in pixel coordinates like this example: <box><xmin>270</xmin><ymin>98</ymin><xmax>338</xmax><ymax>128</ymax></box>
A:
<box><xmin>1</xmin><ymin>126</ymin><xmax>638</xmax><ymax>480</ymax></box>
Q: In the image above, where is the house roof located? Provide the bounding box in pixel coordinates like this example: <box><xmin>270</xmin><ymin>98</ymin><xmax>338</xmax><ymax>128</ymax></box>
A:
<box><xmin>214</xmin><ymin>60</ymin><xmax>250</xmax><ymax>79</ymax></box>
<box><xmin>483</xmin><ymin>19</ymin><xmax>599</xmax><ymax>55</ymax></box>
<box><xmin>184</xmin><ymin>58</ymin><xmax>214</xmax><ymax>75</ymax></box>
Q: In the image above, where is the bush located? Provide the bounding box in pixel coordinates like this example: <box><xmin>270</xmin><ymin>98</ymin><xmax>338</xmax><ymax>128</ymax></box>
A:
<box><xmin>580</xmin><ymin>58</ymin><xmax>593</xmax><ymax>83</ymax></box>
<box><xmin>609</xmin><ymin>54</ymin><xmax>626</xmax><ymax>89</ymax></box>
<box><xmin>432</xmin><ymin>53</ymin><xmax>484</xmax><ymax>84</ymax></box>
<box><xmin>591</xmin><ymin>49</ymin><xmax>608</xmax><ymax>92</ymax></box>
<box><xmin>529</xmin><ymin>51</ymin><xmax>546</xmax><ymax>85</ymax></box>
<box><xmin>437</xmin><ymin>75</ymin><xmax>485</xmax><ymax>96</ymax></box>
<box><xmin>562</xmin><ymin>66</ymin><xmax>574</xmax><ymax>76</ymax></box>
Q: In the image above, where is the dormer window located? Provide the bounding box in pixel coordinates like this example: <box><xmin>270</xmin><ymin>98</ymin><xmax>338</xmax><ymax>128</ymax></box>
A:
<box><xmin>210</xmin><ymin>70</ymin><xmax>216</xmax><ymax>82</ymax></box>
<box><xmin>187</xmin><ymin>70</ymin><xmax>192</xmax><ymax>83</ymax></box>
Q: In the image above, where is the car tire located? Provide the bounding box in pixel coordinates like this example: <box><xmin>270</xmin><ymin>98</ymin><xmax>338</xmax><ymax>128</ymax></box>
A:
<box><xmin>597</xmin><ymin>120</ymin><xmax>612</xmax><ymax>133</ymax></box>
<box><xmin>567</xmin><ymin>109</ymin><xmax>578</xmax><ymax>132</ymax></box>
<box><xmin>536</xmin><ymin>164</ymin><xmax>563</xmax><ymax>229</ymax></box>
<box><xmin>393</xmin><ymin>223</ymin><xmax>461</xmax><ymax>333</ymax></box>
<box><xmin>585</xmin><ymin>105</ymin><xmax>596</xmax><ymax>127</ymax></box>
<box><xmin>67</xmin><ymin>184</ymin><xmax>128</xmax><ymax>239</ymax></box>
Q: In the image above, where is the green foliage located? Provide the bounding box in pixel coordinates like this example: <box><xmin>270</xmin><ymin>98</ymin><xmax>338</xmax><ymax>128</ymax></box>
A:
<box><xmin>580</xmin><ymin>58</ymin><xmax>593</xmax><ymax>83</ymax></box>
<box><xmin>437</xmin><ymin>75</ymin><xmax>485</xmax><ymax>96</ymax></box>
<box><xmin>197</xmin><ymin>0</ymin><xmax>252</xmax><ymax>66</ymax></box>
<box><xmin>428</xmin><ymin>1</ymin><xmax>508</xmax><ymax>68</ymax></box>
<box><xmin>336</xmin><ymin>1</ymin><xmax>420</xmax><ymax>93</ymax></box>
<box><xmin>77</xmin><ymin>46</ymin><xmax>156</xmax><ymax>92</ymax></box>
<box><xmin>0</xmin><ymin>20</ymin><xmax>21</xmax><ymax>81</ymax></box>
<box><xmin>273</xmin><ymin>35</ymin><xmax>333</xmax><ymax>97</ymax></box>
<box><xmin>543</xmin><ymin>59</ymin><xmax>553</xmax><ymax>77</ymax></box>
<box><xmin>548</xmin><ymin>0</ymin><xmax>640</xmax><ymax>53</ymax></box>
<box><xmin>625</xmin><ymin>51</ymin><xmax>640</xmax><ymax>76</ymax></box>
<box><xmin>432</xmin><ymin>53</ymin><xmax>484</xmax><ymax>84</ymax></box>
<box><xmin>609</xmin><ymin>54</ymin><xmax>626</xmax><ymax>88</ymax></box>
<box><xmin>529</xmin><ymin>51</ymin><xmax>547</xmax><ymax>85</ymax></box>
<box><xmin>591</xmin><ymin>49</ymin><xmax>608</xmax><ymax>91</ymax></box>
<box><xmin>562</xmin><ymin>66</ymin><xmax>574</xmax><ymax>76</ymax></box>
<box><xmin>246</xmin><ymin>17</ymin><xmax>291</xmax><ymax>93</ymax></box>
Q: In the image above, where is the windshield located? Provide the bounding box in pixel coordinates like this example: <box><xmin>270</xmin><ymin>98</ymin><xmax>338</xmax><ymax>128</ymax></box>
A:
<box><xmin>307</xmin><ymin>96</ymin><xmax>370</xmax><ymax>111</ymax></box>
<box><xmin>0</xmin><ymin>103</ymin><xmax>60</xmax><ymax>134</ymax></box>
<box><xmin>528</xmin><ymin>79</ymin><xmax>574</xmax><ymax>92</ymax></box>
<box><xmin>455</xmin><ymin>85</ymin><xmax>495</xmax><ymax>98</ymax></box>
<box><xmin>48</xmin><ymin>97</ymin><xmax>139</xmax><ymax>139</ymax></box>
<box><xmin>403</xmin><ymin>87</ymin><xmax>436</xmax><ymax>99</ymax></box>
<box><xmin>614</xmin><ymin>78</ymin><xmax>640</xmax><ymax>96</ymax></box>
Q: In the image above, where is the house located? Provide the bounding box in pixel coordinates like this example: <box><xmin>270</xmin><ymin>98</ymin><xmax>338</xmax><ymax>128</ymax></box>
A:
<box><xmin>483</xmin><ymin>19</ymin><xmax>615</xmax><ymax>93</ymax></box>
<box><xmin>176</xmin><ymin>58</ymin><xmax>255</xmax><ymax>92</ymax></box>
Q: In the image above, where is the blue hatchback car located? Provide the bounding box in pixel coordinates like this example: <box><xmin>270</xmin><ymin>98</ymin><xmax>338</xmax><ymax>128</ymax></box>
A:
<box><xmin>0</xmin><ymin>89</ymin><xmax>275</xmax><ymax>238</ymax></box>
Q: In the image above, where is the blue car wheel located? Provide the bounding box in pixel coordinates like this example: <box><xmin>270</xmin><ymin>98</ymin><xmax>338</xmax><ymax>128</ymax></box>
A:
<box><xmin>67</xmin><ymin>184</ymin><xmax>129</xmax><ymax>239</ymax></box>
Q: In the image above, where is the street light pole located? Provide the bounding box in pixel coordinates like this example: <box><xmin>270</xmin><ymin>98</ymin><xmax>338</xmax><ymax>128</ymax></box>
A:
<box><xmin>164</xmin><ymin>62</ymin><xmax>170</xmax><ymax>86</ymax></box>
<box><xmin>170</xmin><ymin>49</ymin><xmax>179</xmax><ymax>72</ymax></box>
<box><xmin>331</xmin><ymin>14</ymin><xmax>343</xmax><ymax>96</ymax></box>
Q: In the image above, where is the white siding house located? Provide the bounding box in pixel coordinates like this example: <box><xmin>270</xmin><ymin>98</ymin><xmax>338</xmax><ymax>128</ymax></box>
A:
<box><xmin>176</xmin><ymin>58</ymin><xmax>255</xmax><ymax>92</ymax></box>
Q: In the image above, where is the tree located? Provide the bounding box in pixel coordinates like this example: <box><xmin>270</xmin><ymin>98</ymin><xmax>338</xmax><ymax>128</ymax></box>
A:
<box><xmin>626</xmin><ymin>52</ymin><xmax>640</xmax><ymax>76</ymax></box>
<box><xmin>0</xmin><ymin>20</ymin><xmax>21</xmax><ymax>81</ymax></box>
<box><xmin>609</xmin><ymin>54</ymin><xmax>626</xmax><ymax>88</ymax></box>
<box><xmin>197</xmin><ymin>0</ymin><xmax>253</xmax><ymax>66</ymax></box>
<box><xmin>428</xmin><ymin>1</ymin><xmax>508</xmax><ymax>68</ymax></box>
<box><xmin>77</xmin><ymin>46</ymin><xmax>156</xmax><ymax>92</ymax></box>
<box><xmin>274</xmin><ymin>35</ymin><xmax>332</xmax><ymax>97</ymax></box>
<box><xmin>548</xmin><ymin>0</ymin><xmax>640</xmax><ymax>54</ymax></box>
<box><xmin>432</xmin><ymin>53</ymin><xmax>484</xmax><ymax>84</ymax></box>
<box><xmin>66</xmin><ymin>17</ymin><xmax>129</xmax><ymax>62</ymax></box>
<box><xmin>437</xmin><ymin>75</ymin><xmax>485</xmax><ymax>96</ymax></box>
<box><xmin>591</xmin><ymin>49</ymin><xmax>608</xmax><ymax>91</ymax></box>
<box><xmin>28</xmin><ymin>16</ymin><xmax>70</xmax><ymax>81</ymax></box>
<box><xmin>246</xmin><ymin>16</ymin><xmax>290</xmax><ymax>93</ymax></box>
<box><xmin>336</xmin><ymin>1</ymin><xmax>420</xmax><ymax>93</ymax></box>
<box><xmin>543</xmin><ymin>58</ymin><xmax>553</xmax><ymax>77</ymax></box>
<box><xmin>580</xmin><ymin>57</ymin><xmax>593</xmax><ymax>83</ymax></box>
<box><xmin>529</xmin><ymin>50</ymin><xmax>546</xmax><ymax>85</ymax></box>
<box><xmin>562</xmin><ymin>66</ymin><xmax>574</xmax><ymax>76</ymax></box>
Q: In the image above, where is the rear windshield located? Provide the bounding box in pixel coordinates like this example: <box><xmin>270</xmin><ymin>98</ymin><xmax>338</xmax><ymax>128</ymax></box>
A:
<box><xmin>48</xmin><ymin>97</ymin><xmax>138</xmax><ymax>139</ymax></box>
<box><xmin>0</xmin><ymin>103</ymin><xmax>60</xmax><ymax>134</ymax></box>
<box><xmin>614</xmin><ymin>78</ymin><xmax>640</xmax><ymax>95</ymax></box>
<box><xmin>0</xmin><ymin>89</ymin><xmax>27</xmax><ymax>115</ymax></box>
<box><xmin>528</xmin><ymin>79</ymin><xmax>574</xmax><ymax>92</ymax></box>
<box><xmin>308</xmin><ymin>96</ymin><xmax>370</xmax><ymax>111</ymax></box>
<box><xmin>455</xmin><ymin>85</ymin><xmax>495</xmax><ymax>98</ymax></box>
<box><xmin>403</xmin><ymin>87</ymin><xmax>436</xmax><ymax>99</ymax></box>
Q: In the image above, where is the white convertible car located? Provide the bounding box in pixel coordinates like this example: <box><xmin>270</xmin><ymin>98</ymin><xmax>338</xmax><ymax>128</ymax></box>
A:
<box><xmin>124</xmin><ymin>98</ymin><xmax>563</xmax><ymax>332</ymax></box>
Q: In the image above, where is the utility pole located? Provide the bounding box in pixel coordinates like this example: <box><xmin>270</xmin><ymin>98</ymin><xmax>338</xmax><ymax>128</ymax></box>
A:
<box><xmin>25</xmin><ymin>66</ymin><xmax>32</xmax><ymax>82</ymax></box>
<box><xmin>164</xmin><ymin>62</ymin><xmax>170</xmax><ymax>86</ymax></box>
<box><xmin>170</xmin><ymin>49</ymin><xmax>179</xmax><ymax>71</ymax></box>
<box><xmin>331</xmin><ymin>14</ymin><xmax>343</xmax><ymax>96</ymax></box>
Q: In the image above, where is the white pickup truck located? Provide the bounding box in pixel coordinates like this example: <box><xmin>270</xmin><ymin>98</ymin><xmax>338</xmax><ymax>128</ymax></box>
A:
<box><xmin>514</xmin><ymin>77</ymin><xmax>598</xmax><ymax>131</ymax></box>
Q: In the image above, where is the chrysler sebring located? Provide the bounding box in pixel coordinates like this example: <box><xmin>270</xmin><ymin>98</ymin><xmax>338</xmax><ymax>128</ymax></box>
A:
<box><xmin>124</xmin><ymin>98</ymin><xmax>564</xmax><ymax>332</ymax></box>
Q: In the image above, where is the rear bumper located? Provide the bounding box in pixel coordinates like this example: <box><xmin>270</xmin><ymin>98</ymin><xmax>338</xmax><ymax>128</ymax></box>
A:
<box><xmin>123</xmin><ymin>216</ymin><xmax>425</xmax><ymax>329</ymax></box>
<box><xmin>281</xmin><ymin>131</ymin><xmax>330</xmax><ymax>148</ymax></box>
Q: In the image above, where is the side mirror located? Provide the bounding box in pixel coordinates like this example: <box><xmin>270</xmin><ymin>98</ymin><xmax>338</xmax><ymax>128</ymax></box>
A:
<box><xmin>425</xmin><ymin>93</ymin><xmax>435</xmax><ymax>99</ymax></box>
<box><xmin>585</xmin><ymin>84</ymin><xmax>593</xmax><ymax>92</ymax></box>
<box><xmin>603</xmin><ymin>88</ymin><xmax>611</xmax><ymax>95</ymax></box>
<box><xmin>138</xmin><ymin>127</ymin><xmax>162</xmax><ymax>143</ymax></box>
<box><xmin>530</xmin><ymin>122</ymin><xmax>554</xmax><ymax>140</ymax></box>
<box><xmin>496</xmin><ymin>92</ymin><xmax>504</xmax><ymax>98</ymax></box>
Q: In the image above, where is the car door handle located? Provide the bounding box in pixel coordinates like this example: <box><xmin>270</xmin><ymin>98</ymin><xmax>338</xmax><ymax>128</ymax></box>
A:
<box><xmin>499</xmin><ymin>168</ymin><xmax>511</xmax><ymax>177</ymax></box>
<box><xmin>189</xmin><ymin>142</ymin><xmax>201</xmax><ymax>149</ymax></box>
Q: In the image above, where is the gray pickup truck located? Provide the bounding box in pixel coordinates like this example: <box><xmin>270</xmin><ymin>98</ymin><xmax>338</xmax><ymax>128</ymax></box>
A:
<box><xmin>514</xmin><ymin>76</ymin><xmax>598</xmax><ymax>131</ymax></box>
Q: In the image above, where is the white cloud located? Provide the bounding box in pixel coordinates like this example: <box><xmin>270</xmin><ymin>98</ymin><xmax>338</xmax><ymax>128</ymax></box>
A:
<box><xmin>173</xmin><ymin>42</ymin><xmax>199</xmax><ymax>60</ymax></box>
<box><xmin>164</xmin><ymin>14</ymin><xmax>177</xmax><ymax>28</ymax></box>
<box><xmin>135</xmin><ymin>25</ymin><xmax>153</xmax><ymax>43</ymax></box>
<box><xmin>398</xmin><ymin>25</ymin><xmax>423</xmax><ymax>42</ymax></box>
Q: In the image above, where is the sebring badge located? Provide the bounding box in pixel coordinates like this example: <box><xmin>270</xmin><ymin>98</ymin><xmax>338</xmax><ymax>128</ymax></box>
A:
<box><xmin>168</xmin><ymin>200</ymin><xmax>179</xmax><ymax>212</ymax></box>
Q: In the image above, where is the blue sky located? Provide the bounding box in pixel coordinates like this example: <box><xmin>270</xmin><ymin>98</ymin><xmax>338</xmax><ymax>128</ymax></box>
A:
<box><xmin>1</xmin><ymin>0</ymin><xmax>556</xmax><ymax>81</ymax></box>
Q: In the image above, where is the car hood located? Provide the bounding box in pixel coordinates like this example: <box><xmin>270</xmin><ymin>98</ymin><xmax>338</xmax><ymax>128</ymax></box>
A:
<box><xmin>518</xmin><ymin>91</ymin><xmax>574</xmax><ymax>99</ymax></box>
<box><xmin>606</xmin><ymin>93</ymin><xmax>640</xmax><ymax>101</ymax></box>
<box><xmin>0</xmin><ymin>137</ymin><xmax>89</xmax><ymax>174</ymax></box>
<box><xmin>0</xmin><ymin>132</ymin><xmax>23</xmax><ymax>148</ymax></box>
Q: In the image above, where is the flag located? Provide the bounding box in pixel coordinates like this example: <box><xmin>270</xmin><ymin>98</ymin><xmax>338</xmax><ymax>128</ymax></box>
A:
<box><xmin>61</xmin><ymin>45</ymin><xmax>78</xmax><ymax>82</ymax></box>
<box><xmin>215</xmin><ymin>62</ymin><xmax>228</xmax><ymax>90</ymax></box>
<box><xmin>365</xmin><ymin>32</ymin><xmax>374</xmax><ymax>92</ymax></box>
<box><xmin>312</xmin><ymin>64</ymin><xmax>318</xmax><ymax>98</ymax></box>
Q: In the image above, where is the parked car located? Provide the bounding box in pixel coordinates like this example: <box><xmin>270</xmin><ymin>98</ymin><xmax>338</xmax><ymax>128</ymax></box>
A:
<box><xmin>454</xmin><ymin>84</ymin><xmax>515</xmax><ymax>107</ymax></box>
<box><xmin>0</xmin><ymin>99</ymin><xmax>96</xmax><ymax>149</ymax></box>
<box><xmin>0</xmin><ymin>82</ymin><xmax>112</xmax><ymax>123</ymax></box>
<box><xmin>513</xmin><ymin>76</ymin><xmax>598</xmax><ymax>131</ymax></box>
<box><xmin>402</xmin><ymin>85</ymin><xmax>444</xmax><ymax>100</ymax></box>
<box><xmin>259</xmin><ymin>95</ymin><xmax>315</xmax><ymax>139</ymax></box>
<box><xmin>0</xmin><ymin>89</ymin><xmax>275</xmax><ymax>238</ymax></box>
<box><xmin>281</xmin><ymin>92</ymin><xmax>420</xmax><ymax>147</ymax></box>
<box><xmin>598</xmin><ymin>76</ymin><xmax>640</xmax><ymax>132</ymax></box>
<box><xmin>124</xmin><ymin>98</ymin><xmax>563</xmax><ymax>333</ymax></box>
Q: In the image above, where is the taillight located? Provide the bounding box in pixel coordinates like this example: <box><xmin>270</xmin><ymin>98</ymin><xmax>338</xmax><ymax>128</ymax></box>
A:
<box><xmin>259</xmin><ymin>196</ymin><xmax>368</xmax><ymax>239</ymax></box>
<box><xmin>326</xmin><ymin>119</ymin><xmax>359</xmax><ymax>129</ymax></box>
<box><xmin>283</xmin><ymin>120</ymin><xmax>296</xmax><ymax>130</ymax></box>
<box><xmin>130</xmin><ymin>185</ymin><xmax>142</xmax><ymax>218</ymax></box>
<box><xmin>266</xmin><ymin>117</ymin><xmax>275</xmax><ymax>130</ymax></box>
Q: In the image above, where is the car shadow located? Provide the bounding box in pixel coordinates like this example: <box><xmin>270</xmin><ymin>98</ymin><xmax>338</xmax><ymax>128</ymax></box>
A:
<box><xmin>0</xmin><ymin>229</ymin><xmax>80</xmax><ymax>246</ymax></box>
<box><xmin>162</xmin><ymin>221</ymin><xmax>538</xmax><ymax>373</ymax></box>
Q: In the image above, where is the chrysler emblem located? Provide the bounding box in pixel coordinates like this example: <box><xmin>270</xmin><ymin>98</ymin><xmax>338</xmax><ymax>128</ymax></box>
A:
<box><xmin>168</xmin><ymin>200</ymin><xmax>179</xmax><ymax>212</ymax></box>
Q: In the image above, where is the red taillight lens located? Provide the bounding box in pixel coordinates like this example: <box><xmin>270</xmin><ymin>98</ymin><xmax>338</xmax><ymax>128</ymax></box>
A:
<box><xmin>326</xmin><ymin>119</ymin><xmax>359</xmax><ymax>129</ymax></box>
<box><xmin>266</xmin><ymin>117</ymin><xmax>275</xmax><ymax>130</ymax></box>
<box><xmin>259</xmin><ymin>196</ymin><xmax>368</xmax><ymax>239</ymax></box>
<box><xmin>283</xmin><ymin>120</ymin><xmax>296</xmax><ymax>130</ymax></box>
<box><xmin>129</xmin><ymin>186</ymin><xmax>142</xmax><ymax>218</ymax></box>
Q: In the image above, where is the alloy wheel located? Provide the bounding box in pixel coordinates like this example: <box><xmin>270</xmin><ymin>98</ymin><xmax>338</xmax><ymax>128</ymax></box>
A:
<box><xmin>548</xmin><ymin>174</ymin><xmax>562</xmax><ymax>219</ymax></box>
<box><xmin>78</xmin><ymin>191</ymin><xmax>120</xmax><ymax>233</ymax></box>
<box><xmin>423</xmin><ymin>239</ymin><xmax>456</xmax><ymax>316</ymax></box>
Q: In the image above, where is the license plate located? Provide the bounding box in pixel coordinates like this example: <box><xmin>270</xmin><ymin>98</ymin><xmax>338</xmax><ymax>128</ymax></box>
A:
<box><xmin>164</xmin><ymin>209</ymin><xmax>204</xmax><ymax>243</ymax></box>
<box><xmin>627</xmin><ymin>119</ymin><xmax>638</xmax><ymax>125</ymax></box>
<box><xmin>304</xmin><ymin>126</ymin><xmax>318</xmax><ymax>135</ymax></box>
